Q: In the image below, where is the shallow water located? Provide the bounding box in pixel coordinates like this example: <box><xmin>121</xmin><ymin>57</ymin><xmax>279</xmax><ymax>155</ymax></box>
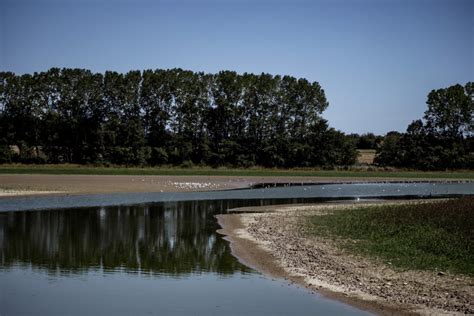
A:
<box><xmin>1</xmin><ymin>182</ymin><xmax>472</xmax><ymax>212</ymax></box>
<box><xmin>0</xmin><ymin>199</ymin><xmax>371</xmax><ymax>315</ymax></box>
<box><xmin>1</xmin><ymin>183</ymin><xmax>473</xmax><ymax>315</ymax></box>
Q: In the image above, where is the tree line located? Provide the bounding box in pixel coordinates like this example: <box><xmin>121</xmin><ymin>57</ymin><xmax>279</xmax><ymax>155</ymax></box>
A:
<box><xmin>375</xmin><ymin>83</ymin><xmax>473</xmax><ymax>170</ymax></box>
<box><xmin>0</xmin><ymin>68</ymin><xmax>471</xmax><ymax>170</ymax></box>
<box><xmin>0</xmin><ymin>68</ymin><xmax>357</xmax><ymax>167</ymax></box>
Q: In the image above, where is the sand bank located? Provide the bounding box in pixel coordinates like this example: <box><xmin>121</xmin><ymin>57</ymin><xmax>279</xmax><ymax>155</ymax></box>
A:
<box><xmin>0</xmin><ymin>174</ymin><xmax>251</xmax><ymax>197</ymax></box>
<box><xmin>216</xmin><ymin>202</ymin><xmax>473</xmax><ymax>315</ymax></box>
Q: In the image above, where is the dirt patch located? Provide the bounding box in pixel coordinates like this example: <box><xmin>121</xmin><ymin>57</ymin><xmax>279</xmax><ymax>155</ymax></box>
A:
<box><xmin>0</xmin><ymin>174</ymin><xmax>253</xmax><ymax>197</ymax></box>
<box><xmin>0</xmin><ymin>174</ymin><xmax>465</xmax><ymax>198</ymax></box>
<box><xmin>216</xmin><ymin>202</ymin><xmax>473</xmax><ymax>315</ymax></box>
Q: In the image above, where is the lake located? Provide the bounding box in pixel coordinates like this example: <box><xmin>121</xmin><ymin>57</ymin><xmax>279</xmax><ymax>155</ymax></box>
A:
<box><xmin>1</xmin><ymin>182</ymin><xmax>473</xmax><ymax>315</ymax></box>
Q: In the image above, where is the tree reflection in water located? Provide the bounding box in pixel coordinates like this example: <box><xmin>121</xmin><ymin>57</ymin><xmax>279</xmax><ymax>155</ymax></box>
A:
<box><xmin>0</xmin><ymin>199</ymin><xmax>291</xmax><ymax>276</ymax></box>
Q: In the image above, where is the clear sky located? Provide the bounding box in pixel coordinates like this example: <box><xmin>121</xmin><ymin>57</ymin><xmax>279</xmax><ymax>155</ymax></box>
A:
<box><xmin>1</xmin><ymin>0</ymin><xmax>472</xmax><ymax>135</ymax></box>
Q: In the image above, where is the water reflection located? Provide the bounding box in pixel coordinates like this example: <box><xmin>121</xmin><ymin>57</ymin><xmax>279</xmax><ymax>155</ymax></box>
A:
<box><xmin>0</xmin><ymin>198</ymin><xmax>376</xmax><ymax>315</ymax></box>
<box><xmin>0</xmin><ymin>200</ymin><xmax>261</xmax><ymax>276</ymax></box>
<box><xmin>0</xmin><ymin>198</ymin><xmax>312</xmax><ymax>276</ymax></box>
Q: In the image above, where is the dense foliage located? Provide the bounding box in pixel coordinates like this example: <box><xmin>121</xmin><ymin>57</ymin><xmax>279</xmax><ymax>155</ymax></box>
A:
<box><xmin>347</xmin><ymin>133</ymin><xmax>383</xmax><ymax>150</ymax></box>
<box><xmin>375</xmin><ymin>83</ymin><xmax>473</xmax><ymax>170</ymax></box>
<box><xmin>0</xmin><ymin>68</ymin><xmax>357</xmax><ymax>167</ymax></box>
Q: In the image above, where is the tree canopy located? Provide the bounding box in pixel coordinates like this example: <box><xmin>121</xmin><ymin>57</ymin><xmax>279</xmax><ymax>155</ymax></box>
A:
<box><xmin>0</xmin><ymin>68</ymin><xmax>357</xmax><ymax>167</ymax></box>
<box><xmin>375</xmin><ymin>83</ymin><xmax>473</xmax><ymax>170</ymax></box>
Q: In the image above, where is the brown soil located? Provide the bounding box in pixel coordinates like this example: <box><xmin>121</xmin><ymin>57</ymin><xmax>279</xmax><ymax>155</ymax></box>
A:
<box><xmin>216</xmin><ymin>202</ymin><xmax>473</xmax><ymax>315</ymax></box>
<box><xmin>0</xmin><ymin>174</ymin><xmax>250</xmax><ymax>197</ymax></box>
<box><xmin>0</xmin><ymin>174</ymin><xmax>464</xmax><ymax>198</ymax></box>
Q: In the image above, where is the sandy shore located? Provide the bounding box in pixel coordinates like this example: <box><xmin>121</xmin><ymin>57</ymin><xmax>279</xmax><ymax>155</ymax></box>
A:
<box><xmin>0</xmin><ymin>174</ymin><xmax>250</xmax><ymax>197</ymax></box>
<box><xmin>216</xmin><ymin>202</ymin><xmax>473</xmax><ymax>315</ymax></box>
<box><xmin>0</xmin><ymin>174</ymin><xmax>468</xmax><ymax>198</ymax></box>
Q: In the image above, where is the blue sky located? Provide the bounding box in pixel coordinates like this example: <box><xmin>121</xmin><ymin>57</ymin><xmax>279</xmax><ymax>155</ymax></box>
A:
<box><xmin>1</xmin><ymin>0</ymin><xmax>472</xmax><ymax>134</ymax></box>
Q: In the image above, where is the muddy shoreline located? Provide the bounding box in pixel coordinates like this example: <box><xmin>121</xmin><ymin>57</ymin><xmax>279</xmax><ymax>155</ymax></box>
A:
<box><xmin>216</xmin><ymin>202</ymin><xmax>473</xmax><ymax>315</ymax></box>
<box><xmin>0</xmin><ymin>174</ymin><xmax>471</xmax><ymax>198</ymax></box>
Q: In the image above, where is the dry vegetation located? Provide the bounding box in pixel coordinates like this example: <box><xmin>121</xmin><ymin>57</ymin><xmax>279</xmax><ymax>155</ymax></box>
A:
<box><xmin>356</xmin><ymin>149</ymin><xmax>376</xmax><ymax>165</ymax></box>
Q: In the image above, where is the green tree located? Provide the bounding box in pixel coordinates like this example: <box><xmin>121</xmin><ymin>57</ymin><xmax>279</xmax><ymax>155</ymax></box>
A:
<box><xmin>1</xmin><ymin>67</ymin><xmax>360</xmax><ymax>168</ymax></box>
<box><xmin>375</xmin><ymin>82</ymin><xmax>473</xmax><ymax>170</ymax></box>
<box><xmin>424</xmin><ymin>83</ymin><xmax>473</xmax><ymax>138</ymax></box>
<box><xmin>374</xmin><ymin>131</ymin><xmax>403</xmax><ymax>167</ymax></box>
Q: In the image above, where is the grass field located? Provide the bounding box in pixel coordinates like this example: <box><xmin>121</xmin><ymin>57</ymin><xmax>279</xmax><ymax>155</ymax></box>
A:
<box><xmin>0</xmin><ymin>164</ymin><xmax>473</xmax><ymax>179</ymax></box>
<box><xmin>309</xmin><ymin>198</ymin><xmax>474</xmax><ymax>275</ymax></box>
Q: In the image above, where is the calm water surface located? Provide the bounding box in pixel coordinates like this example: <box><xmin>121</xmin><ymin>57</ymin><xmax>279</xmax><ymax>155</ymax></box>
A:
<box><xmin>1</xmin><ymin>182</ymin><xmax>472</xmax><ymax>212</ymax></box>
<box><xmin>0</xmin><ymin>198</ymin><xmax>371</xmax><ymax>316</ymax></box>
<box><xmin>1</xmin><ymin>183</ymin><xmax>473</xmax><ymax>315</ymax></box>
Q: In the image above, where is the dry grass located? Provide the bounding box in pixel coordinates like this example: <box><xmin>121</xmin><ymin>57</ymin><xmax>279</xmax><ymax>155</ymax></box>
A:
<box><xmin>357</xmin><ymin>149</ymin><xmax>376</xmax><ymax>165</ymax></box>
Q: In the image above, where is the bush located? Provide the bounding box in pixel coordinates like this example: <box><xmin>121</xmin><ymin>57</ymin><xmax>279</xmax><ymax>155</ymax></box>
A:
<box><xmin>150</xmin><ymin>147</ymin><xmax>168</xmax><ymax>165</ymax></box>
<box><xmin>137</xmin><ymin>146</ymin><xmax>151</xmax><ymax>165</ymax></box>
<box><xmin>181</xmin><ymin>160</ymin><xmax>194</xmax><ymax>168</ymax></box>
<box><xmin>0</xmin><ymin>145</ymin><xmax>13</xmax><ymax>163</ymax></box>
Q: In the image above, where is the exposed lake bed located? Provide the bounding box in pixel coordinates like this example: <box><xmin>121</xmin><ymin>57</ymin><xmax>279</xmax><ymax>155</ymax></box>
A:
<box><xmin>217</xmin><ymin>200</ymin><xmax>474</xmax><ymax>315</ymax></box>
<box><xmin>1</xmin><ymin>174</ymin><xmax>472</xmax><ymax>199</ymax></box>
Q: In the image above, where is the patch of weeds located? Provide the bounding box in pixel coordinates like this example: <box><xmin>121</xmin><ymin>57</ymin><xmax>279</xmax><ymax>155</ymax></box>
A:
<box><xmin>309</xmin><ymin>198</ymin><xmax>474</xmax><ymax>275</ymax></box>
